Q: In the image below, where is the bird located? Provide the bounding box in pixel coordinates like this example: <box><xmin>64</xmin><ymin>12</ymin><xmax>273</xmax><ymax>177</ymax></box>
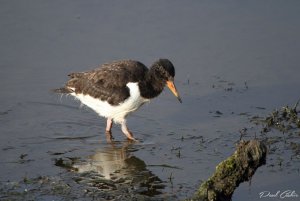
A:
<box><xmin>54</xmin><ymin>58</ymin><xmax>182</xmax><ymax>141</ymax></box>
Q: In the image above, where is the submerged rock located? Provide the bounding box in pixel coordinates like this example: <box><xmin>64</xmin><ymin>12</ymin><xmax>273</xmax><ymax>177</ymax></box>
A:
<box><xmin>188</xmin><ymin>140</ymin><xmax>267</xmax><ymax>201</ymax></box>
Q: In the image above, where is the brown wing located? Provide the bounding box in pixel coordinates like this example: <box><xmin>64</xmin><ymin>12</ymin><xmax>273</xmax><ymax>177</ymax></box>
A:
<box><xmin>65</xmin><ymin>60</ymin><xmax>148</xmax><ymax>105</ymax></box>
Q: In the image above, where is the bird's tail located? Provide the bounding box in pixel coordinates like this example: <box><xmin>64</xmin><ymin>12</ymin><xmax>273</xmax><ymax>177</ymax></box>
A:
<box><xmin>52</xmin><ymin>72</ymin><xmax>82</xmax><ymax>94</ymax></box>
<box><xmin>52</xmin><ymin>87</ymin><xmax>73</xmax><ymax>94</ymax></box>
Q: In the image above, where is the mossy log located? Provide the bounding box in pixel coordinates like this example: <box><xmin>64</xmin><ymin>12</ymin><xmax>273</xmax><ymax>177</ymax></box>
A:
<box><xmin>188</xmin><ymin>140</ymin><xmax>267</xmax><ymax>201</ymax></box>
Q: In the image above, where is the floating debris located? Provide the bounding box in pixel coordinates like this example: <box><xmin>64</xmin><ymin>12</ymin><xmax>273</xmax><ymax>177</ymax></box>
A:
<box><xmin>248</xmin><ymin>101</ymin><xmax>300</xmax><ymax>175</ymax></box>
<box><xmin>251</xmin><ymin>100</ymin><xmax>300</xmax><ymax>133</ymax></box>
<box><xmin>211</xmin><ymin>76</ymin><xmax>249</xmax><ymax>93</ymax></box>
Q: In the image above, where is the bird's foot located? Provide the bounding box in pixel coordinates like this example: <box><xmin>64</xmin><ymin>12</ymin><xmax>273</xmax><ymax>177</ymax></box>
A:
<box><xmin>120</xmin><ymin>121</ymin><xmax>138</xmax><ymax>142</ymax></box>
<box><xmin>105</xmin><ymin>131</ymin><xmax>114</xmax><ymax>143</ymax></box>
<box><xmin>127</xmin><ymin>137</ymin><xmax>139</xmax><ymax>142</ymax></box>
<box><xmin>124</xmin><ymin>132</ymin><xmax>139</xmax><ymax>142</ymax></box>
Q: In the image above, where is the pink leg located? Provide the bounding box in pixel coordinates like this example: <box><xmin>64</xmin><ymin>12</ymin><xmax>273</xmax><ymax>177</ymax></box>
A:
<box><xmin>121</xmin><ymin>120</ymin><xmax>138</xmax><ymax>141</ymax></box>
<box><xmin>106</xmin><ymin>118</ymin><xmax>113</xmax><ymax>132</ymax></box>
<box><xmin>105</xmin><ymin>118</ymin><xmax>114</xmax><ymax>142</ymax></box>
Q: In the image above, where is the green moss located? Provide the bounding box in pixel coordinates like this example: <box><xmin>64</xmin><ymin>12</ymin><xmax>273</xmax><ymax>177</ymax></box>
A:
<box><xmin>216</xmin><ymin>155</ymin><xmax>236</xmax><ymax>173</ymax></box>
<box><xmin>190</xmin><ymin>140</ymin><xmax>267</xmax><ymax>201</ymax></box>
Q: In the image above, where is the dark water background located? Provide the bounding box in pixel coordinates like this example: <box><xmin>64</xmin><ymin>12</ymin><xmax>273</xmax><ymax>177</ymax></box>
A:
<box><xmin>1</xmin><ymin>1</ymin><xmax>300</xmax><ymax>200</ymax></box>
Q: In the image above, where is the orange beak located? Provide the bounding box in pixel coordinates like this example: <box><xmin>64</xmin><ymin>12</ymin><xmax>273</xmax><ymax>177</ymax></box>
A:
<box><xmin>166</xmin><ymin>80</ymin><xmax>182</xmax><ymax>103</ymax></box>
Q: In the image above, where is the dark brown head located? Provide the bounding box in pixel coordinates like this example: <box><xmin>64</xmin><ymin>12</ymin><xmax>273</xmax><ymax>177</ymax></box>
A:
<box><xmin>151</xmin><ymin>59</ymin><xmax>182</xmax><ymax>103</ymax></box>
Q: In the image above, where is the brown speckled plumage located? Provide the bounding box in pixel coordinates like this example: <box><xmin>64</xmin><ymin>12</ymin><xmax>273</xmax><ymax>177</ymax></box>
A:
<box><xmin>56</xmin><ymin>59</ymin><xmax>176</xmax><ymax>105</ymax></box>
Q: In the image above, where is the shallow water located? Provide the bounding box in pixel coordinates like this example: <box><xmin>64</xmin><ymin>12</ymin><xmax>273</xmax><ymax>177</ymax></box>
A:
<box><xmin>1</xmin><ymin>1</ymin><xmax>300</xmax><ymax>200</ymax></box>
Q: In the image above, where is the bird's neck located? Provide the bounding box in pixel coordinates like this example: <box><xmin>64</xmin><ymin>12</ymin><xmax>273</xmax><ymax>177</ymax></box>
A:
<box><xmin>139</xmin><ymin>66</ymin><xmax>165</xmax><ymax>99</ymax></box>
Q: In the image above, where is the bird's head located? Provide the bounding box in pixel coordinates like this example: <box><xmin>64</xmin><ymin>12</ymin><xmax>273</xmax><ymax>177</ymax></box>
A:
<box><xmin>153</xmin><ymin>59</ymin><xmax>182</xmax><ymax>103</ymax></box>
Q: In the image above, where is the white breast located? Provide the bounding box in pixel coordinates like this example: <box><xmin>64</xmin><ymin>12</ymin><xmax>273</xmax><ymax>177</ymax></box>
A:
<box><xmin>70</xmin><ymin>82</ymin><xmax>149</xmax><ymax>124</ymax></box>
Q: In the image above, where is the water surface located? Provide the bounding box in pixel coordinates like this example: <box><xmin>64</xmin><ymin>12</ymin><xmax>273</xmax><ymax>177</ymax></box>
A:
<box><xmin>1</xmin><ymin>1</ymin><xmax>300</xmax><ymax>200</ymax></box>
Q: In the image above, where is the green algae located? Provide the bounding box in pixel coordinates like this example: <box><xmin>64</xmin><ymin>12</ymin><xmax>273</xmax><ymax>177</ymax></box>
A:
<box><xmin>188</xmin><ymin>140</ymin><xmax>267</xmax><ymax>201</ymax></box>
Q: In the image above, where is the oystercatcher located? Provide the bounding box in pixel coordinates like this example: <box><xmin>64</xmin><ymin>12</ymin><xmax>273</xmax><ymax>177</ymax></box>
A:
<box><xmin>54</xmin><ymin>59</ymin><xmax>181</xmax><ymax>141</ymax></box>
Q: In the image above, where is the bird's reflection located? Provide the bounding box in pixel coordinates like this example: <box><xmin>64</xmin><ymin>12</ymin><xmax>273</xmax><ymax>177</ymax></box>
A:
<box><xmin>72</xmin><ymin>141</ymin><xmax>165</xmax><ymax>196</ymax></box>
<box><xmin>74</xmin><ymin>143</ymin><xmax>129</xmax><ymax>179</ymax></box>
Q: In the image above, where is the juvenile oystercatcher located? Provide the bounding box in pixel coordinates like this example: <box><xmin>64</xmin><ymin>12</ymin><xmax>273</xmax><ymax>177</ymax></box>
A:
<box><xmin>54</xmin><ymin>59</ymin><xmax>181</xmax><ymax>141</ymax></box>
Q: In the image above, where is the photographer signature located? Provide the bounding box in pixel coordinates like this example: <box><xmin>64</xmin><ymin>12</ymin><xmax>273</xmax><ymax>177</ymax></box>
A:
<box><xmin>259</xmin><ymin>190</ymin><xmax>298</xmax><ymax>199</ymax></box>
